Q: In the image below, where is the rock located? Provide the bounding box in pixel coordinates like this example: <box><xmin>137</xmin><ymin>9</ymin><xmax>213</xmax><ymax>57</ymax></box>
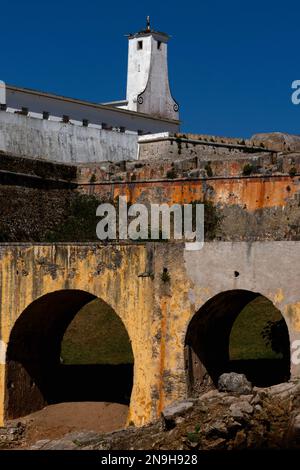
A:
<box><xmin>233</xmin><ymin>430</ymin><xmax>247</xmax><ymax>449</ymax></box>
<box><xmin>241</xmin><ymin>394</ymin><xmax>253</xmax><ymax>402</ymax></box>
<box><xmin>30</xmin><ymin>431</ymin><xmax>103</xmax><ymax>450</ymax></box>
<box><xmin>0</xmin><ymin>422</ymin><xmax>25</xmax><ymax>445</ymax></box>
<box><xmin>199</xmin><ymin>390</ymin><xmax>220</xmax><ymax>400</ymax></box>
<box><xmin>229</xmin><ymin>402</ymin><xmax>254</xmax><ymax>420</ymax></box>
<box><xmin>187</xmin><ymin>441</ymin><xmax>199</xmax><ymax>449</ymax></box>
<box><xmin>268</xmin><ymin>381</ymin><xmax>300</xmax><ymax>399</ymax></box>
<box><xmin>162</xmin><ymin>400</ymin><xmax>194</xmax><ymax>427</ymax></box>
<box><xmin>218</xmin><ymin>373</ymin><xmax>253</xmax><ymax>395</ymax></box>
<box><xmin>206</xmin><ymin>421</ymin><xmax>228</xmax><ymax>438</ymax></box>
<box><xmin>205</xmin><ymin>437</ymin><xmax>227</xmax><ymax>450</ymax></box>
<box><xmin>69</xmin><ymin>431</ymin><xmax>102</xmax><ymax>447</ymax></box>
<box><xmin>30</xmin><ymin>439</ymin><xmax>51</xmax><ymax>450</ymax></box>
<box><xmin>221</xmin><ymin>395</ymin><xmax>236</xmax><ymax>405</ymax></box>
<box><xmin>188</xmin><ymin>169</ymin><xmax>201</xmax><ymax>178</ymax></box>
<box><xmin>285</xmin><ymin>411</ymin><xmax>300</xmax><ymax>448</ymax></box>
<box><xmin>41</xmin><ymin>439</ymin><xmax>78</xmax><ymax>450</ymax></box>
<box><xmin>250</xmin><ymin>132</ymin><xmax>300</xmax><ymax>152</ymax></box>
<box><xmin>226</xmin><ymin>420</ymin><xmax>242</xmax><ymax>433</ymax></box>
<box><xmin>251</xmin><ymin>394</ymin><xmax>262</xmax><ymax>405</ymax></box>
<box><xmin>229</xmin><ymin>405</ymin><xmax>243</xmax><ymax>420</ymax></box>
<box><xmin>174</xmin><ymin>417</ymin><xmax>184</xmax><ymax>425</ymax></box>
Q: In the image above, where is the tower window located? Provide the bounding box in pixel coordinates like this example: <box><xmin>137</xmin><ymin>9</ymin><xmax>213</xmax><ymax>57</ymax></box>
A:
<box><xmin>137</xmin><ymin>40</ymin><xmax>143</xmax><ymax>50</ymax></box>
<box><xmin>157</xmin><ymin>41</ymin><xmax>161</xmax><ymax>50</ymax></box>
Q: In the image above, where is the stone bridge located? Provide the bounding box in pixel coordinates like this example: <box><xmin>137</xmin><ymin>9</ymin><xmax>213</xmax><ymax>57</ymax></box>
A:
<box><xmin>0</xmin><ymin>241</ymin><xmax>300</xmax><ymax>427</ymax></box>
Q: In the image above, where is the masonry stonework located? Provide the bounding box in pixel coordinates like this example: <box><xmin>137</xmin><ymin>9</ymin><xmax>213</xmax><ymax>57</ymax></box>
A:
<box><xmin>0</xmin><ymin>242</ymin><xmax>300</xmax><ymax>427</ymax></box>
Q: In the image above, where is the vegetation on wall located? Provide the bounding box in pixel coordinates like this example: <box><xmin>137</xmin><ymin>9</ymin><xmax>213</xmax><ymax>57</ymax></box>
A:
<box><xmin>261</xmin><ymin>318</ymin><xmax>290</xmax><ymax>359</ymax></box>
<box><xmin>43</xmin><ymin>193</ymin><xmax>101</xmax><ymax>242</ymax></box>
<box><xmin>242</xmin><ymin>163</ymin><xmax>254</xmax><ymax>176</ymax></box>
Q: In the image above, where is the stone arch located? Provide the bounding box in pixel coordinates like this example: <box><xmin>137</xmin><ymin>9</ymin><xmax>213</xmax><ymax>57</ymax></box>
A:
<box><xmin>4</xmin><ymin>289</ymin><xmax>134</xmax><ymax>420</ymax></box>
<box><xmin>184</xmin><ymin>289</ymin><xmax>290</xmax><ymax>396</ymax></box>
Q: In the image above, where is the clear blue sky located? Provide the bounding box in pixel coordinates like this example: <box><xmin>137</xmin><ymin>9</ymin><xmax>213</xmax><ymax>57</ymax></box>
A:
<box><xmin>1</xmin><ymin>0</ymin><xmax>299</xmax><ymax>137</ymax></box>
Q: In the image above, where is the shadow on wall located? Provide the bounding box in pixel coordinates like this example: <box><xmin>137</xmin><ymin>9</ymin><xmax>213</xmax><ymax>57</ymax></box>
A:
<box><xmin>185</xmin><ymin>290</ymin><xmax>290</xmax><ymax>396</ymax></box>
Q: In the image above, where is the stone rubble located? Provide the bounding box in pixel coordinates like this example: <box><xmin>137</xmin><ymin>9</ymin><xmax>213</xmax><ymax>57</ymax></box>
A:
<box><xmin>1</xmin><ymin>379</ymin><xmax>300</xmax><ymax>450</ymax></box>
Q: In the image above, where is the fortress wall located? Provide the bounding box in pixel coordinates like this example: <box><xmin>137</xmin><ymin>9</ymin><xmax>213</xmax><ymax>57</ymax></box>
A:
<box><xmin>0</xmin><ymin>242</ymin><xmax>300</xmax><ymax>426</ymax></box>
<box><xmin>0</xmin><ymin>147</ymin><xmax>300</xmax><ymax>242</ymax></box>
<box><xmin>0</xmin><ymin>112</ymin><xmax>139</xmax><ymax>163</ymax></box>
<box><xmin>138</xmin><ymin>136</ymin><xmax>269</xmax><ymax>162</ymax></box>
<box><xmin>82</xmin><ymin>175</ymin><xmax>300</xmax><ymax>242</ymax></box>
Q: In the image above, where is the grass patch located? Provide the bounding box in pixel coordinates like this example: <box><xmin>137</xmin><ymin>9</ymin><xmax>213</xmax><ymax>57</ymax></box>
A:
<box><xmin>230</xmin><ymin>296</ymin><xmax>283</xmax><ymax>360</ymax></box>
<box><xmin>61</xmin><ymin>298</ymin><xmax>134</xmax><ymax>365</ymax></box>
<box><xmin>62</xmin><ymin>296</ymin><xmax>285</xmax><ymax>366</ymax></box>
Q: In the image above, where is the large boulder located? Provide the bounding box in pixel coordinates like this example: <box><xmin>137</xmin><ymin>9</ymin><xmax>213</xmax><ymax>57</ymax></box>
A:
<box><xmin>218</xmin><ymin>372</ymin><xmax>253</xmax><ymax>395</ymax></box>
<box><xmin>250</xmin><ymin>132</ymin><xmax>300</xmax><ymax>151</ymax></box>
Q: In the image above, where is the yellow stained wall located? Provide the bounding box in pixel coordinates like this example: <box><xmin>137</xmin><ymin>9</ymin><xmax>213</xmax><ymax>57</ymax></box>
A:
<box><xmin>0</xmin><ymin>244</ymin><xmax>158</xmax><ymax>426</ymax></box>
<box><xmin>1</xmin><ymin>241</ymin><xmax>300</xmax><ymax>427</ymax></box>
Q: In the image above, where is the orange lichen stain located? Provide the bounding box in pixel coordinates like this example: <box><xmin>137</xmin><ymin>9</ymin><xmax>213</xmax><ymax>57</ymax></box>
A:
<box><xmin>229</xmin><ymin>161</ymin><xmax>240</xmax><ymax>175</ymax></box>
<box><xmin>285</xmin><ymin>303</ymin><xmax>300</xmax><ymax>332</ymax></box>
<box><xmin>92</xmin><ymin>176</ymin><xmax>299</xmax><ymax>212</ymax></box>
<box><xmin>273</xmin><ymin>288</ymin><xmax>285</xmax><ymax>305</ymax></box>
<box><xmin>157</xmin><ymin>299</ymin><xmax>168</xmax><ymax>415</ymax></box>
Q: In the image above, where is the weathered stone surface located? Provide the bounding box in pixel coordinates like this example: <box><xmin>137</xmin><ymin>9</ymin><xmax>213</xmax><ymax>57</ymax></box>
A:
<box><xmin>0</xmin><ymin>112</ymin><xmax>139</xmax><ymax>163</ymax></box>
<box><xmin>1</xmin><ymin>379</ymin><xmax>297</xmax><ymax>451</ymax></box>
<box><xmin>226</xmin><ymin>420</ymin><xmax>242</xmax><ymax>433</ymax></box>
<box><xmin>30</xmin><ymin>439</ymin><xmax>51</xmax><ymax>450</ymax></box>
<box><xmin>233</xmin><ymin>430</ymin><xmax>247</xmax><ymax>448</ymax></box>
<box><xmin>199</xmin><ymin>390</ymin><xmax>221</xmax><ymax>400</ymax></box>
<box><xmin>221</xmin><ymin>396</ymin><xmax>237</xmax><ymax>405</ymax></box>
<box><xmin>285</xmin><ymin>411</ymin><xmax>300</xmax><ymax>448</ymax></box>
<box><xmin>250</xmin><ymin>132</ymin><xmax>300</xmax><ymax>152</ymax></box>
<box><xmin>41</xmin><ymin>439</ymin><xmax>78</xmax><ymax>450</ymax></box>
<box><xmin>218</xmin><ymin>373</ymin><xmax>253</xmax><ymax>395</ymax></box>
<box><xmin>251</xmin><ymin>394</ymin><xmax>263</xmax><ymax>405</ymax></box>
<box><xmin>162</xmin><ymin>400</ymin><xmax>195</xmax><ymax>426</ymax></box>
<box><xmin>0</xmin><ymin>422</ymin><xmax>25</xmax><ymax>448</ymax></box>
<box><xmin>68</xmin><ymin>431</ymin><xmax>103</xmax><ymax>447</ymax></box>
<box><xmin>206</xmin><ymin>420</ymin><xmax>228</xmax><ymax>438</ymax></box>
<box><xmin>267</xmin><ymin>381</ymin><xmax>300</xmax><ymax>397</ymax></box>
<box><xmin>204</xmin><ymin>437</ymin><xmax>227</xmax><ymax>450</ymax></box>
<box><xmin>229</xmin><ymin>402</ymin><xmax>254</xmax><ymax>419</ymax></box>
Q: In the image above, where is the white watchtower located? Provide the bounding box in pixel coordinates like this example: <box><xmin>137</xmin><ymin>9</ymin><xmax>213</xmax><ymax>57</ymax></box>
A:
<box><xmin>125</xmin><ymin>17</ymin><xmax>179</xmax><ymax>121</ymax></box>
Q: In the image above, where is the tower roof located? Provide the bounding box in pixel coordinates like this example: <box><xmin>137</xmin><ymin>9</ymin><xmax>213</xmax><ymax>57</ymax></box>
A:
<box><xmin>127</xmin><ymin>17</ymin><xmax>170</xmax><ymax>40</ymax></box>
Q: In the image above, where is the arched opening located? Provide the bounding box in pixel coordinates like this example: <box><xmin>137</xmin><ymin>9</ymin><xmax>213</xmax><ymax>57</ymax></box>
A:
<box><xmin>185</xmin><ymin>290</ymin><xmax>290</xmax><ymax>396</ymax></box>
<box><xmin>5</xmin><ymin>290</ymin><xmax>134</xmax><ymax>422</ymax></box>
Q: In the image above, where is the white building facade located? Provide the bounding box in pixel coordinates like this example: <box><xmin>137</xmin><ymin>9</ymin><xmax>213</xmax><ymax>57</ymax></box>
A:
<box><xmin>0</xmin><ymin>20</ymin><xmax>179</xmax><ymax>163</ymax></box>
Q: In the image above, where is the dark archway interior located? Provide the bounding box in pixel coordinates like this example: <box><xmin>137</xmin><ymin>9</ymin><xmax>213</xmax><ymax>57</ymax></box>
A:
<box><xmin>185</xmin><ymin>290</ymin><xmax>290</xmax><ymax>396</ymax></box>
<box><xmin>5</xmin><ymin>290</ymin><xmax>134</xmax><ymax>420</ymax></box>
